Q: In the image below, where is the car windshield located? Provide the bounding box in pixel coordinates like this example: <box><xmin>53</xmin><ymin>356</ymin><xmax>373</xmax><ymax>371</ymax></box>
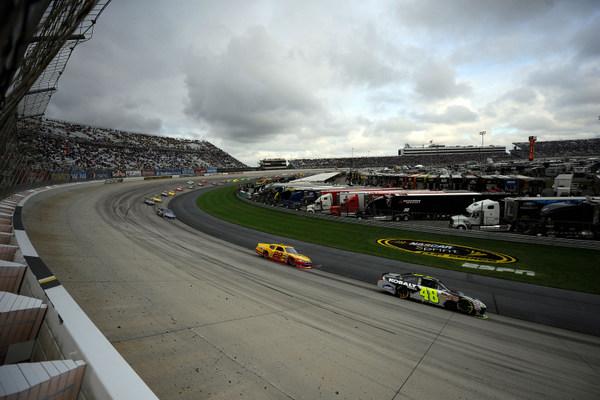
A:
<box><xmin>286</xmin><ymin>247</ymin><xmax>298</xmax><ymax>254</ymax></box>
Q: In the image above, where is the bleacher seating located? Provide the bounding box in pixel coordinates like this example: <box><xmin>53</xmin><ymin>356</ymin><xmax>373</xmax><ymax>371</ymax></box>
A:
<box><xmin>0</xmin><ymin>360</ymin><xmax>86</xmax><ymax>399</ymax></box>
<box><xmin>511</xmin><ymin>138</ymin><xmax>600</xmax><ymax>159</ymax></box>
<box><xmin>16</xmin><ymin>118</ymin><xmax>247</xmax><ymax>171</ymax></box>
<box><xmin>289</xmin><ymin>152</ymin><xmax>512</xmax><ymax>169</ymax></box>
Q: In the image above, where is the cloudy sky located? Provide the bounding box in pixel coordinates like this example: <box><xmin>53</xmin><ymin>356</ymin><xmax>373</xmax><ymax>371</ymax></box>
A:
<box><xmin>47</xmin><ymin>0</ymin><xmax>600</xmax><ymax>166</ymax></box>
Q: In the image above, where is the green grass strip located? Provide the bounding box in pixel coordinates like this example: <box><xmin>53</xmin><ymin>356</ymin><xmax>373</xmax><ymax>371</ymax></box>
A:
<box><xmin>198</xmin><ymin>186</ymin><xmax>600</xmax><ymax>294</ymax></box>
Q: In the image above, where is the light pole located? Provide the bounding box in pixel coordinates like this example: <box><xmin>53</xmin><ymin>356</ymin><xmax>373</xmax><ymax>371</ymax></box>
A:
<box><xmin>479</xmin><ymin>130</ymin><xmax>486</xmax><ymax>168</ymax></box>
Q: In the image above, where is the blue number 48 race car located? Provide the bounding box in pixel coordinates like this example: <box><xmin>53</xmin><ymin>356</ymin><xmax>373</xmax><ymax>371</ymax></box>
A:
<box><xmin>378</xmin><ymin>272</ymin><xmax>487</xmax><ymax>318</ymax></box>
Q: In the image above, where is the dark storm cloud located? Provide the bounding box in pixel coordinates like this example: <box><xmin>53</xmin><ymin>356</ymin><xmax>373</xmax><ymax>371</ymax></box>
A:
<box><xmin>47</xmin><ymin>0</ymin><xmax>178</xmax><ymax>133</ymax></box>
<box><xmin>413</xmin><ymin>105</ymin><xmax>478</xmax><ymax>124</ymax></box>
<box><xmin>572</xmin><ymin>14</ymin><xmax>600</xmax><ymax>61</ymax></box>
<box><xmin>184</xmin><ymin>26</ymin><xmax>323</xmax><ymax>142</ymax></box>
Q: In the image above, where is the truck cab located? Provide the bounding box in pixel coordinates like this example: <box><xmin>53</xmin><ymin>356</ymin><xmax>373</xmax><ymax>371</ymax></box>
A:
<box><xmin>450</xmin><ymin>199</ymin><xmax>500</xmax><ymax>230</ymax></box>
<box><xmin>307</xmin><ymin>193</ymin><xmax>334</xmax><ymax>213</ymax></box>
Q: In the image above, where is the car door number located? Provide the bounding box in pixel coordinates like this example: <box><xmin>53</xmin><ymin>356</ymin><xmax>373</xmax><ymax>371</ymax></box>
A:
<box><xmin>419</xmin><ymin>287</ymin><xmax>439</xmax><ymax>304</ymax></box>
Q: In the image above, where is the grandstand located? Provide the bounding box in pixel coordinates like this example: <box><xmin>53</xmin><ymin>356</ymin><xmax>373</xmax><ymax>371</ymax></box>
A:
<box><xmin>399</xmin><ymin>144</ymin><xmax>507</xmax><ymax>157</ymax></box>
<box><xmin>289</xmin><ymin>151</ymin><xmax>512</xmax><ymax>170</ymax></box>
<box><xmin>259</xmin><ymin>158</ymin><xmax>288</xmax><ymax>170</ymax></box>
<box><xmin>17</xmin><ymin>118</ymin><xmax>247</xmax><ymax>171</ymax></box>
<box><xmin>511</xmin><ymin>138</ymin><xmax>600</xmax><ymax>159</ymax></box>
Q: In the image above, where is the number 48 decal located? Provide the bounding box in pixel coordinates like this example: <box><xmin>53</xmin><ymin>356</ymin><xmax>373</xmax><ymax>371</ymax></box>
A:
<box><xmin>419</xmin><ymin>287</ymin><xmax>439</xmax><ymax>304</ymax></box>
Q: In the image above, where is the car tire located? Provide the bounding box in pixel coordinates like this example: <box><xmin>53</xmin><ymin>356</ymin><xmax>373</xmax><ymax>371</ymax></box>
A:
<box><xmin>457</xmin><ymin>299</ymin><xmax>474</xmax><ymax>314</ymax></box>
<box><xmin>396</xmin><ymin>286</ymin><xmax>409</xmax><ymax>299</ymax></box>
<box><xmin>457</xmin><ymin>225</ymin><xmax>466</xmax><ymax>230</ymax></box>
<box><xmin>403</xmin><ymin>215</ymin><xmax>409</xmax><ymax>221</ymax></box>
<box><xmin>287</xmin><ymin>257</ymin><xmax>294</xmax><ymax>266</ymax></box>
<box><xmin>262</xmin><ymin>250</ymin><xmax>269</xmax><ymax>258</ymax></box>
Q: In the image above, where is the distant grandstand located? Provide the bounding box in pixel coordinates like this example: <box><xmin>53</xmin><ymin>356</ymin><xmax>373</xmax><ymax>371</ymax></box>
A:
<box><xmin>511</xmin><ymin>138</ymin><xmax>600</xmax><ymax>159</ymax></box>
<box><xmin>259</xmin><ymin>158</ymin><xmax>287</xmax><ymax>170</ymax></box>
<box><xmin>289</xmin><ymin>151</ymin><xmax>512</xmax><ymax>170</ymax></box>
<box><xmin>17</xmin><ymin>118</ymin><xmax>247</xmax><ymax>172</ymax></box>
<box><xmin>399</xmin><ymin>144</ymin><xmax>507</xmax><ymax>157</ymax></box>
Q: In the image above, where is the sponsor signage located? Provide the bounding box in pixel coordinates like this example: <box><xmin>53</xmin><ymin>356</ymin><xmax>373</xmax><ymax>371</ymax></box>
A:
<box><xmin>461</xmin><ymin>263</ymin><xmax>535</xmax><ymax>276</ymax></box>
<box><xmin>377</xmin><ymin>238</ymin><xmax>517</xmax><ymax>264</ymax></box>
<box><xmin>126</xmin><ymin>170</ymin><xmax>142</xmax><ymax>177</ymax></box>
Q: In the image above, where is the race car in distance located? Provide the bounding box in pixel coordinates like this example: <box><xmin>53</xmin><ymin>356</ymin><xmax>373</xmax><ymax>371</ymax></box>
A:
<box><xmin>255</xmin><ymin>243</ymin><xmax>313</xmax><ymax>268</ymax></box>
<box><xmin>163</xmin><ymin>209</ymin><xmax>176</xmax><ymax>219</ymax></box>
<box><xmin>377</xmin><ymin>272</ymin><xmax>487</xmax><ymax>318</ymax></box>
<box><xmin>161</xmin><ymin>191</ymin><xmax>169</xmax><ymax>197</ymax></box>
<box><xmin>144</xmin><ymin>198</ymin><xmax>155</xmax><ymax>206</ymax></box>
<box><xmin>175</xmin><ymin>186</ymin><xmax>183</xmax><ymax>192</ymax></box>
<box><xmin>151</xmin><ymin>195</ymin><xmax>163</xmax><ymax>203</ymax></box>
<box><xmin>156</xmin><ymin>207</ymin><xmax>167</xmax><ymax>217</ymax></box>
<box><xmin>168</xmin><ymin>190</ymin><xmax>176</xmax><ymax>196</ymax></box>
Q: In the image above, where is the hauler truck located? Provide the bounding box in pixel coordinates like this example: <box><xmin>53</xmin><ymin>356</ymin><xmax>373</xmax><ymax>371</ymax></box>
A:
<box><xmin>450</xmin><ymin>197</ymin><xmax>596</xmax><ymax>237</ymax></box>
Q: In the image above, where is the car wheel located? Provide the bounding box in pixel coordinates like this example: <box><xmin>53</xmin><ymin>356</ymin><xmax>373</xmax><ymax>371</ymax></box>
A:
<box><xmin>263</xmin><ymin>250</ymin><xmax>269</xmax><ymax>258</ymax></box>
<box><xmin>396</xmin><ymin>286</ymin><xmax>409</xmax><ymax>299</ymax></box>
<box><xmin>287</xmin><ymin>257</ymin><xmax>294</xmax><ymax>266</ymax></box>
<box><xmin>393</xmin><ymin>215</ymin><xmax>400</xmax><ymax>222</ymax></box>
<box><xmin>457</xmin><ymin>225</ymin><xmax>466</xmax><ymax>230</ymax></box>
<box><xmin>403</xmin><ymin>215</ymin><xmax>409</xmax><ymax>221</ymax></box>
<box><xmin>457</xmin><ymin>299</ymin><xmax>474</xmax><ymax>314</ymax></box>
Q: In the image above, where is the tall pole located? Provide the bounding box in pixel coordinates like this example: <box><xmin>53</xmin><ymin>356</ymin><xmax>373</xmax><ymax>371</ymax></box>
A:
<box><xmin>479</xmin><ymin>130</ymin><xmax>486</xmax><ymax>168</ymax></box>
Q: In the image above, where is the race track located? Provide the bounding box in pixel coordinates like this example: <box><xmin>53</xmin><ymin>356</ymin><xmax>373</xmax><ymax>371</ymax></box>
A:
<box><xmin>170</xmin><ymin>188</ymin><xmax>600</xmax><ymax>336</ymax></box>
<box><xmin>23</xmin><ymin>178</ymin><xmax>600</xmax><ymax>399</ymax></box>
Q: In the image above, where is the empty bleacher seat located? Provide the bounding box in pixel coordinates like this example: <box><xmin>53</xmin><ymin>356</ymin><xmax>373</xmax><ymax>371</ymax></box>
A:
<box><xmin>0</xmin><ymin>261</ymin><xmax>26</xmax><ymax>294</ymax></box>
<box><xmin>0</xmin><ymin>360</ymin><xmax>86</xmax><ymax>399</ymax></box>
<box><xmin>0</xmin><ymin>292</ymin><xmax>47</xmax><ymax>364</ymax></box>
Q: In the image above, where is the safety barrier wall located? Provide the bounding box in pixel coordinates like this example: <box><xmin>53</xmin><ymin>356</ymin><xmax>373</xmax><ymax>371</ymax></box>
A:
<box><xmin>0</xmin><ymin>183</ymin><xmax>159</xmax><ymax>399</ymax></box>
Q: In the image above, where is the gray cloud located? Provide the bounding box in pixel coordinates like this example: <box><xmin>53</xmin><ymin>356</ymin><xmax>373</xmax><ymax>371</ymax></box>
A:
<box><xmin>572</xmin><ymin>15</ymin><xmax>600</xmax><ymax>61</ymax></box>
<box><xmin>413</xmin><ymin>62</ymin><xmax>471</xmax><ymax>100</ymax></box>
<box><xmin>184</xmin><ymin>26</ymin><xmax>323</xmax><ymax>142</ymax></box>
<box><xmin>327</xmin><ymin>24</ymin><xmax>404</xmax><ymax>88</ymax></box>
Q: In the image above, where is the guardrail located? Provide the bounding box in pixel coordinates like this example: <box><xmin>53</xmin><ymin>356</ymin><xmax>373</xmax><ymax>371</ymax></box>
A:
<box><xmin>237</xmin><ymin>192</ymin><xmax>600</xmax><ymax>250</ymax></box>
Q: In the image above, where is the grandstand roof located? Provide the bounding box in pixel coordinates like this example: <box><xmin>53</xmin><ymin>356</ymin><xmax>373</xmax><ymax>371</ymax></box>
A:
<box><xmin>289</xmin><ymin>172</ymin><xmax>342</xmax><ymax>184</ymax></box>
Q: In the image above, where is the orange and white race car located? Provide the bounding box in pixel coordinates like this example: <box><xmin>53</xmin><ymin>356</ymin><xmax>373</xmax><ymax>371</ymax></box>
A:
<box><xmin>255</xmin><ymin>243</ymin><xmax>313</xmax><ymax>268</ymax></box>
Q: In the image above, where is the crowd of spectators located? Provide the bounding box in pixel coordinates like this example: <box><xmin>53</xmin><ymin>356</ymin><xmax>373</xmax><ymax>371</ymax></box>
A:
<box><xmin>511</xmin><ymin>138</ymin><xmax>600</xmax><ymax>159</ymax></box>
<box><xmin>16</xmin><ymin>118</ymin><xmax>246</xmax><ymax>171</ymax></box>
<box><xmin>289</xmin><ymin>152</ymin><xmax>512</xmax><ymax>169</ymax></box>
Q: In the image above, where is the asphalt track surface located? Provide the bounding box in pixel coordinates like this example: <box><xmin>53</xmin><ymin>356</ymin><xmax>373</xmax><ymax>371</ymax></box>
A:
<box><xmin>171</xmin><ymin>188</ymin><xmax>600</xmax><ymax>337</ymax></box>
<box><xmin>23</xmin><ymin>177</ymin><xmax>600</xmax><ymax>399</ymax></box>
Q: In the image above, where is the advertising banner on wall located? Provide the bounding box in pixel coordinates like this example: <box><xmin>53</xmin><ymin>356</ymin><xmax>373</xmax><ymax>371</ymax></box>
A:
<box><xmin>181</xmin><ymin>168</ymin><xmax>194</xmax><ymax>176</ymax></box>
<box><xmin>141</xmin><ymin>169</ymin><xmax>156</xmax><ymax>177</ymax></box>
<box><xmin>126</xmin><ymin>170</ymin><xmax>142</xmax><ymax>177</ymax></box>
<box><xmin>70</xmin><ymin>170</ymin><xmax>87</xmax><ymax>181</ymax></box>
<box><xmin>51</xmin><ymin>172</ymin><xmax>70</xmax><ymax>183</ymax></box>
<box><xmin>113</xmin><ymin>170</ymin><xmax>126</xmax><ymax>178</ymax></box>
<box><xmin>157</xmin><ymin>169</ymin><xmax>182</xmax><ymax>176</ymax></box>
<box><xmin>194</xmin><ymin>168</ymin><xmax>206</xmax><ymax>176</ymax></box>
<box><xmin>95</xmin><ymin>170</ymin><xmax>112</xmax><ymax>179</ymax></box>
<box><xmin>206</xmin><ymin>167</ymin><xmax>217</xmax><ymax>174</ymax></box>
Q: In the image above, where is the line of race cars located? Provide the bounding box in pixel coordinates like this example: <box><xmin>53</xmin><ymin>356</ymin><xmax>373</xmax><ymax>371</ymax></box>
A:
<box><xmin>254</xmin><ymin>242</ymin><xmax>487</xmax><ymax>318</ymax></box>
<box><xmin>141</xmin><ymin>178</ymin><xmax>487</xmax><ymax>319</ymax></box>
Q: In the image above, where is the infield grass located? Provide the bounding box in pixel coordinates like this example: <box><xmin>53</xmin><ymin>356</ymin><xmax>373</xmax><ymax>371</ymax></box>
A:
<box><xmin>198</xmin><ymin>186</ymin><xmax>600</xmax><ymax>294</ymax></box>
